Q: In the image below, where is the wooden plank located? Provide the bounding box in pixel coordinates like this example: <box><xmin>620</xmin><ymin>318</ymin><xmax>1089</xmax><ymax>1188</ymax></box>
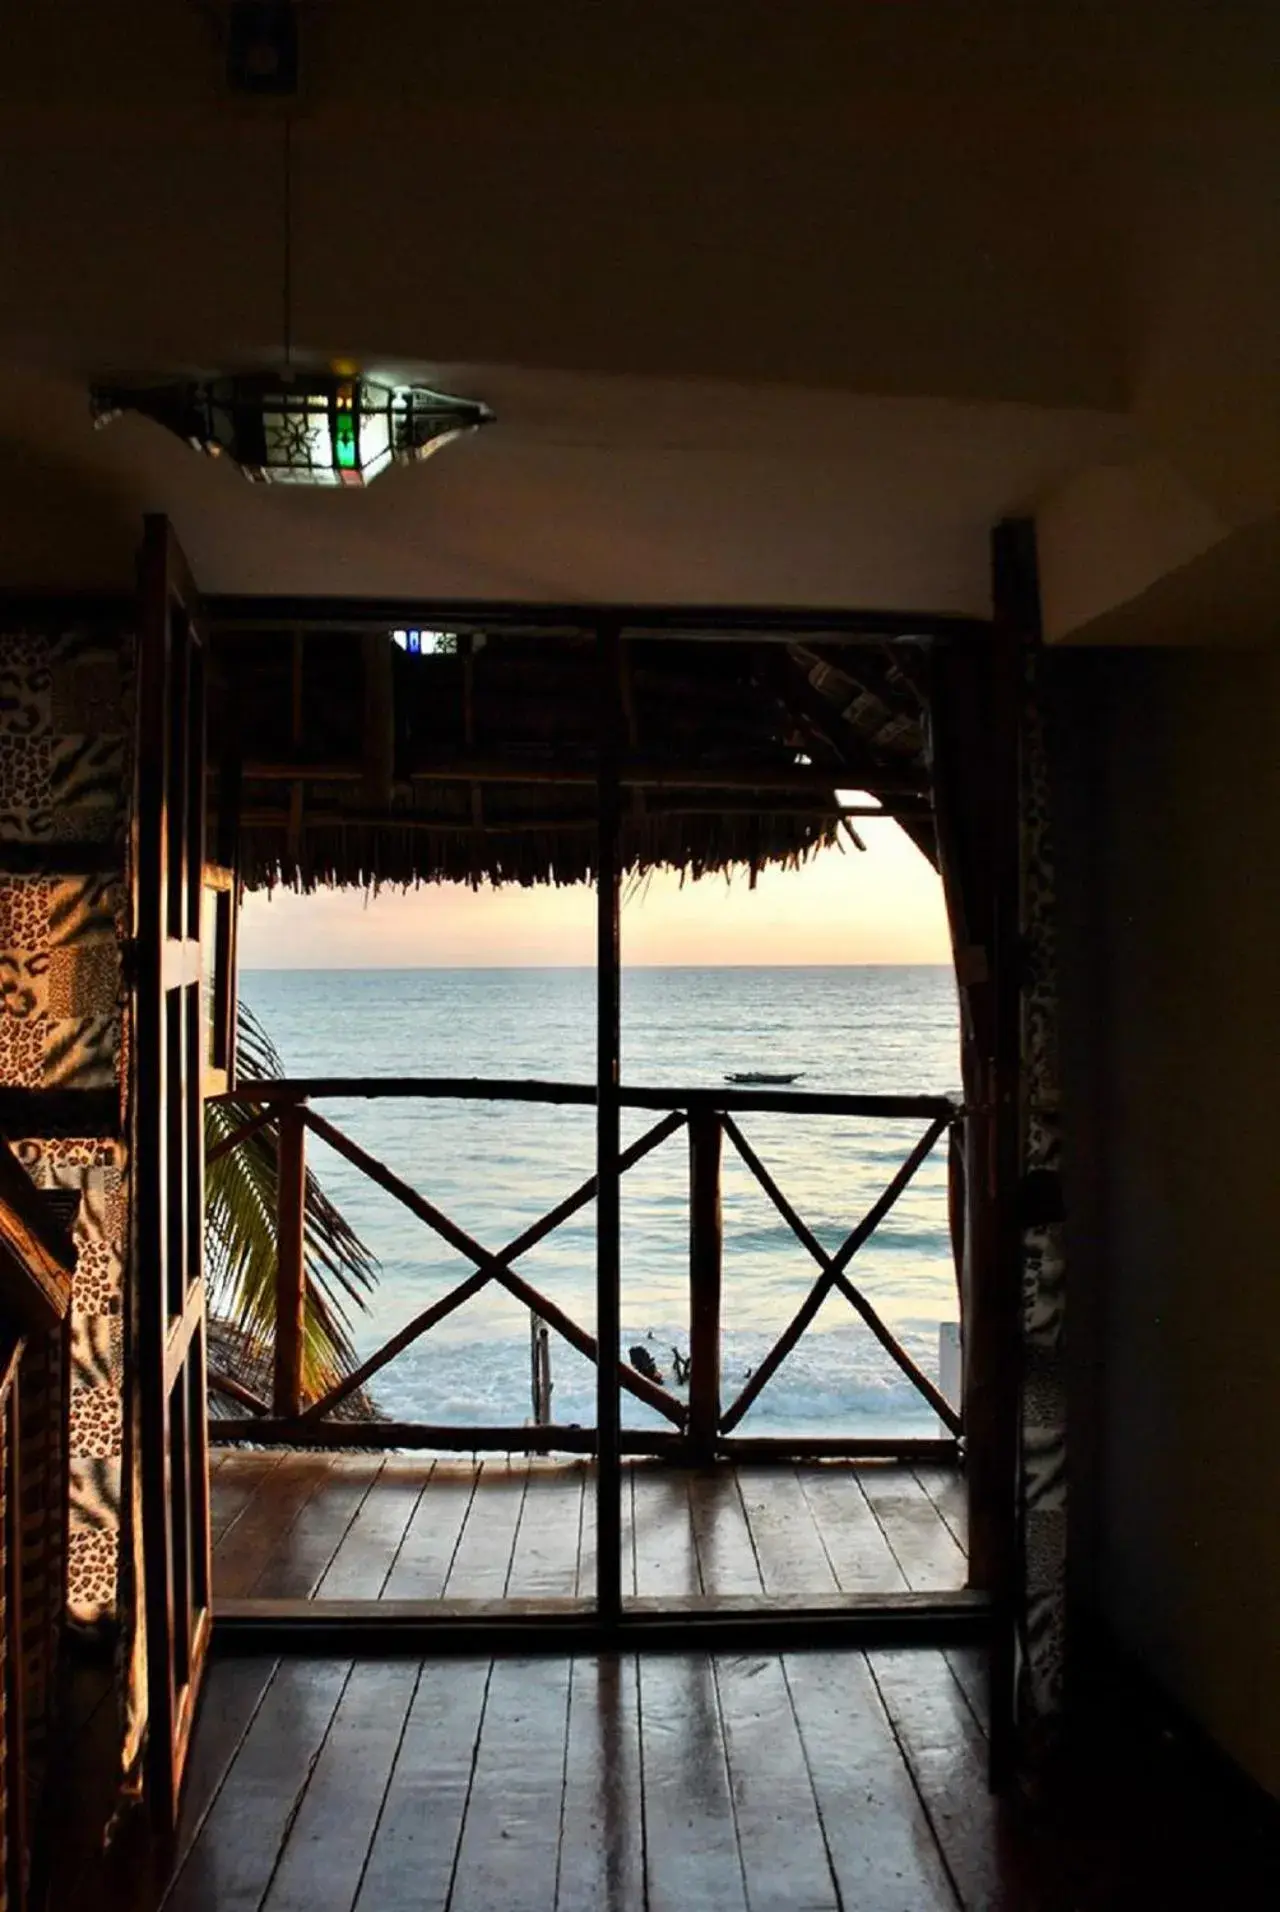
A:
<box><xmin>794</xmin><ymin>1464</ymin><xmax>909</xmax><ymax>1594</ymax></box>
<box><xmin>163</xmin><ymin>1660</ymin><xmax>351</xmax><ymax>1912</ymax></box>
<box><xmin>785</xmin><ymin>1650</ymin><xmax>959</xmax><ymax>1911</ymax></box>
<box><xmin>868</xmin><ymin>1648</ymin><xmax>1020</xmax><ymax>1910</ymax></box>
<box><xmin>713</xmin><ymin>1653</ymin><xmax>838</xmax><ymax>1910</ymax></box>
<box><xmin>578</xmin><ymin>1453</ymin><xmax>602</xmax><ymax>1597</ymax></box>
<box><xmin>208</xmin><ymin>1449</ymin><xmax>284</xmax><ymax>1547</ymax></box>
<box><xmin>212</xmin><ymin>1452</ymin><xmax>339</xmax><ymax>1598</ymax></box>
<box><xmin>443</xmin><ymin>1458</ymin><xmax>530</xmax><ymax>1599</ymax></box>
<box><xmin>248</xmin><ymin>1454</ymin><xmax>384</xmax><ymax>1598</ymax></box>
<box><xmin>353</xmin><ymin>1659</ymin><xmax>492</xmax><ymax>1912</ymax></box>
<box><xmin>554</xmin><ymin>1656</ymin><xmax>644</xmax><ymax>1911</ymax></box>
<box><xmin>688</xmin><ymin>1469</ymin><xmax>764</xmax><ymax>1597</ymax></box>
<box><xmin>944</xmin><ymin>1645</ymin><xmax>990</xmax><ymax>1737</ymax></box>
<box><xmin>448</xmin><ymin>1657</ymin><xmax>573</xmax><ymax>1912</ymax></box>
<box><xmin>631</xmin><ymin>1466</ymin><xmax>701</xmax><ymax>1598</ymax></box>
<box><xmin>722</xmin><ymin>1435</ymin><xmax>960</xmax><ymax>1464</ymax></box>
<box><xmin>858</xmin><ymin>1465</ymin><xmax>968</xmax><ymax>1592</ymax></box>
<box><xmin>736</xmin><ymin>1467</ymin><xmax>840</xmax><ymax>1596</ymax></box>
<box><xmin>96</xmin><ymin>1658</ymin><xmax>283</xmax><ymax>1909</ymax></box>
<box><xmin>913</xmin><ymin>1463</ymin><xmax>970</xmax><ymax>1552</ymax></box>
<box><xmin>639</xmin><ymin>1653</ymin><xmax>748</xmax><ymax>1912</ymax></box>
<box><xmin>260</xmin><ymin>1662</ymin><xmax>420</xmax><ymax>1912</ymax></box>
<box><xmin>505</xmin><ymin>1460</ymin><xmax>586</xmax><ymax>1600</ymax></box>
<box><xmin>381</xmin><ymin>1461</ymin><xmax>479</xmax><ymax>1600</ymax></box>
<box><xmin>314</xmin><ymin>1457</ymin><xmax>432</xmax><ymax>1600</ymax></box>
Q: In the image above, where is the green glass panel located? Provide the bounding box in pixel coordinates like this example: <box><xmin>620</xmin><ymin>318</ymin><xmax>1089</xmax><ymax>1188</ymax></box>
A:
<box><xmin>335</xmin><ymin>411</ymin><xmax>357</xmax><ymax>468</ymax></box>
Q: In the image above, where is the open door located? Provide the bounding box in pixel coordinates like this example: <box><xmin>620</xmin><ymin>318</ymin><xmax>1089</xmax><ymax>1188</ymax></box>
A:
<box><xmin>133</xmin><ymin>515</ymin><xmax>213</xmax><ymax>1823</ymax></box>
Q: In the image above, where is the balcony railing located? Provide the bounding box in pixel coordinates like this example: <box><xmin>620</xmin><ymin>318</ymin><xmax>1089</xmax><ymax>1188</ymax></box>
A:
<box><xmin>206</xmin><ymin>1078</ymin><xmax>963</xmax><ymax>1463</ymax></box>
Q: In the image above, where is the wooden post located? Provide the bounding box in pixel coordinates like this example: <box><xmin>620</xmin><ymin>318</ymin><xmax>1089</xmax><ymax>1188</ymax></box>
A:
<box><xmin>687</xmin><ymin>1109</ymin><xmax>723</xmax><ymax>1464</ymax></box>
<box><xmin>273</xmin><ymin>1103</ymin><xmax>307</xmax><ymax>1417</ymax></box>
<box><xmin>530</xmin><ymin>1314</ymin><xmax>553</xmax><ymax>1428</ymax></box>
<box><xmin>595</xmin><ymin>623</ymin><xmax>623</xmax><ymax>1624</ymax></box>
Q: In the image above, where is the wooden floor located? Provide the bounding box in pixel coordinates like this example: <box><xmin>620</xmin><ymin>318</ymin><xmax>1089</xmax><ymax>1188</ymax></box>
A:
<box><xmin>62</xmin><ymin>1642</ymin><xmax>1280</xmax><ymax>1912</ymax></box>
<box><xmin>211</xmin><ymin>1449</ymin><xmax>968</xmax><ymax>1603</ymax></box>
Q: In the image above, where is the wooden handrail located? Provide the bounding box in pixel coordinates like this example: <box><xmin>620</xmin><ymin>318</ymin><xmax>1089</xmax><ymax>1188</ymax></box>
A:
<box><xmin>206</xmin><ymin>1081</ymin><xmax>963</xmax><ymax>1457</ymax></box>
<box><xmin>719</xmin><ymin>1113</ymin><xmax>959</xmax><ymax>1434</ymax></box>
<box><xmin>210</xmin><ymin>1077</ymin><xmax>961</xmax><ymax>1121</ymax></box>
<box><xmin>296</xmin><ymin>1110</ymin><xmax>686</xmax><ymax>1425</ymax></box>
<box><xmin>302</xmin><ymin>1107</ymin><xmax>688</xmax><ymax>1426</ymax></box>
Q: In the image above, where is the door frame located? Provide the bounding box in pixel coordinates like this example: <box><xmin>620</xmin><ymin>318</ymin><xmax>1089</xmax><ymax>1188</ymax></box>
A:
<box><xmin>133</xmin><ymin>515</ymin><xmax>214</xmax><ymax>1824</ymax></box>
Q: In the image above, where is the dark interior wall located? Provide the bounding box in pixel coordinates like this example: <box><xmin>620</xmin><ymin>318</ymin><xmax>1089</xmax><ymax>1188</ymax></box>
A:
<box><xmin>1052</xmin><ymin>645</ymin><xmax>1280</xmax><ymax>1800</ymax></box>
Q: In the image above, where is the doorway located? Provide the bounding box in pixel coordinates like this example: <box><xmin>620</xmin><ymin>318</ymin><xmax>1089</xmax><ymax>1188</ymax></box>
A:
<box><xmin>198</xmin><ymin>613</ymin><xmax>983</xmax><ymax>1646</ymax></box>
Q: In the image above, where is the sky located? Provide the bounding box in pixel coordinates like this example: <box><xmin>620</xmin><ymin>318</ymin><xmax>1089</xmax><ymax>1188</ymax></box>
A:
<box><xmin>238</xmin><ymin>816</ymin><xmax>950</xmax><ymax>968</ymax></box>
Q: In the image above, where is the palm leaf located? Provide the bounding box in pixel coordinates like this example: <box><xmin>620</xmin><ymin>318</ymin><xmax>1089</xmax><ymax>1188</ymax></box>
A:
<box><xmin>205</xmin><ymin>1001</ymin><xmax>379</xmax><ymax>1400</ymax></box>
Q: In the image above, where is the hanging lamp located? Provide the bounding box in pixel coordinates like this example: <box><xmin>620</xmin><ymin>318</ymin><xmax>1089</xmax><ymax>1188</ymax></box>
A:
<box><xmin>90</xmin><ymin>373</ymin><xmax>493</xmax><ymax>487</ymax></box>
<box><xmin>90</xmin><ymin>50</ymin><xmax>493</xmax><ymax>487</ymax></box>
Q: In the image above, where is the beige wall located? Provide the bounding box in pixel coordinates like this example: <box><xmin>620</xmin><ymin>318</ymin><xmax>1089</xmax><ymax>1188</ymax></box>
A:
<box><xmin>1054</xmin><ymin>646</ymin><xmax>1280</xmax><ymax>1798</ymax></box>
<box><xmin>1</xmin><ymin>2</ymin><xmax>1277</xmax><ymax>625</ymax></box>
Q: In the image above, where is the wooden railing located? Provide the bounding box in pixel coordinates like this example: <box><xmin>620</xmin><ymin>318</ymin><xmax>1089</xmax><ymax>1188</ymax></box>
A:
<box><xmin>206</xmin><ymin>1079</ymin><xmax>963</xmax><ymax>1462</ymax></box>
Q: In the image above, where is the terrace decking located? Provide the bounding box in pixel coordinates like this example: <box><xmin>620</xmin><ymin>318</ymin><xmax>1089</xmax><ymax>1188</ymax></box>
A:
<box><xmin>211</xmin><ymin>1449</ymin><xmax>968</xmax><ymax>1604</ymax></box>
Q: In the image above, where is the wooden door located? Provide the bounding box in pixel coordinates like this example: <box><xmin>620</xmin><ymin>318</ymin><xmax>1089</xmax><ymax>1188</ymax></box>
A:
<box><xmin>134</xmin><ymin>515</ymin><xmax>213</xmax><ymax>1823</ymax></box>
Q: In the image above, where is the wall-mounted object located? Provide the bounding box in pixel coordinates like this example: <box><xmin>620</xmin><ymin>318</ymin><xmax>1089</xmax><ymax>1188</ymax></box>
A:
<box><xmin>90</xmin><ymin>374</ymin><xmax>494</xmax><ymax>487</ymax></box>
<box><xmin>226</xmin><ymin>1</ymin><xmax>299</xmax><ymax>96</ymax></box>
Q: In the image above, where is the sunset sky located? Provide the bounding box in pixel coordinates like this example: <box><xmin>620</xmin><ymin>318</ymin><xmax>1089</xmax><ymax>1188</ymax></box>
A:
<box><xmin>238</xmin><ymin>816</ymin><xmax>950</xmax><ymax>968</ymax></box>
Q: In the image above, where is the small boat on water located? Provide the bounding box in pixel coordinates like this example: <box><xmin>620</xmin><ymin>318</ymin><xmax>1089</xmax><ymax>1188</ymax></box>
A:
<box><xmin>723</xmin><ymin>1071</ymin><xmax>805</xmax><ymax>1085</ymax></box>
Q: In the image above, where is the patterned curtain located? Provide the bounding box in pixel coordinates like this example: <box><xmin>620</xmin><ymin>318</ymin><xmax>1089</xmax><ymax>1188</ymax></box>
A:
<box><xmin>0</xmin><ymin>626</ymin><xmax>146</xmax><ymax>1794</ymax></box>
<box><xmin>927</xmin><ymin>527</ymin><xmax>1070</xmax><ymax>1773</ymax></box>
<box><xmin>1015</xmin><ymin>641</ymin><xmax>1069</xmax><ymax>1753</ymax></box>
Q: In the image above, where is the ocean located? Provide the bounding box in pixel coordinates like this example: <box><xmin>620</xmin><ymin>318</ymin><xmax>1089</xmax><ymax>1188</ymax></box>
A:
<box><xmin>240</xmin><ymin>966</ymin><xmax>961</xmax><ymax>1437</ymax></box>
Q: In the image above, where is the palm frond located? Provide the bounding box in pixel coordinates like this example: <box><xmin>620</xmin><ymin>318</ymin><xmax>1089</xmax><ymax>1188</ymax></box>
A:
<box><xmin>205</xmin><ymin>1001</ymin><xmax>379</xmax><ymax>1400</ymax></box>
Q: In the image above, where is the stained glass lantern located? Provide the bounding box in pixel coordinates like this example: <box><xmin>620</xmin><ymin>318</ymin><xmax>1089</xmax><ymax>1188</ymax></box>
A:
<box><xmin>90</xmin><ymin>374</ymin><xmax>493</xmax><ymax>487</ymax></box>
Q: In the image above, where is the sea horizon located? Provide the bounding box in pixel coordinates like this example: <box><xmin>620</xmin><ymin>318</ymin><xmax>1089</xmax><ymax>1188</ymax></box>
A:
<box><xmin>235</xmin><ymin>964</ymin><xmax>961</xmax><ymax>1439</ymax></box>
<box><xmin>241</xmin><ymin>959</ymin><xmax>954</xmax><ymax>973</ymax></box>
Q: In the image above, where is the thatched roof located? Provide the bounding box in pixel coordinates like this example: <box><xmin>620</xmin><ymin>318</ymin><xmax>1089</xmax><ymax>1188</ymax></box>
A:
<box><xmin>209</xmin><ymin>623</ymin><xmax>934</xmax><ymax>892</ymax></box>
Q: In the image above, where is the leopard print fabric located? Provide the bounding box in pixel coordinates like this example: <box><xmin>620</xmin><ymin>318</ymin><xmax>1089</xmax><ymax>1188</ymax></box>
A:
<box><xmin>0</xmin><ymin>628</ymin><xmax>133</xmax><ymax>1630</ymax></box>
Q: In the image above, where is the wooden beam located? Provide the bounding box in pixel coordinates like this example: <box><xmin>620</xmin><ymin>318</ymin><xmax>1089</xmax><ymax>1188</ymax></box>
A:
<box><xmin>272</xmin><ymin>1105</ymin><xmax>307</xmax><ymax>1417</ymax></box>
<box><xmin>286</xmin><ymin>627</ymin><xmax>305</xmax><ymax>862</ymax></box>
<box><xmin>212</xmin><ymin>1421</ymin><xmax>688</xmax><ymax>1454</ymax></box>
<box><xmin>205</xmin><ymin>1105</ymin><xmax>277</xmax><ymax>1166</ymax></box>
<box><xmin>237</xmin><ymin>800</ymin><xmax>933</xmax><ymax>832</ymax></box>
<box><xmin>719</xmin><ymin>1114</ymin><xmax>956</xmax><ymax>1433</ymax></box>
<box><xmin>206</xmin><ymin>593</ymin><xmax>992</xmax><ymax>644</ymax></box>
<box><xmin>686</xmin><ymin>1109</ymin><xmax>723</xmax><ymax>1463</ymax></box>
<box><xmin>213</xmin><ymin>1591</ymin><xmax>989</xmax><ymax>1656</ymax></box>
<box><xmin>361</xmin><ymin>630</ymin><xmax>396</xmax><ymax>809</ymax></box>
<box><xmin>0</xmin><ymin>1138</ymin><xmax>74</xmax><ymax>1331</ymax></box>
<box><xmin>209</xmin><ymin>1077</ymin><xmax>961</xmax><ymax>1121</ymax></box>
<box><xmin>982</xmin><ymin>516</ymin><xmax>1039</xmax><ymax>1788</ymax></box>
<box><xmin>301</xmin><ymin>1107</ymin><xmax>687</xmax><ymax>1426</ymax></box>
<box><xmin>596</xmin><ymin>622</ymin><xmax>624</xmax><ymax>1622</ymax></box>
<box><xmin>239</xmin><ymin>755</ymin><xmax>929</xmax><ymax>795</ymax></box>
<box><xmin>296</xmin><ymin>1110</ymin><xmax>685</xmax><ymax>1425</ymax></box>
